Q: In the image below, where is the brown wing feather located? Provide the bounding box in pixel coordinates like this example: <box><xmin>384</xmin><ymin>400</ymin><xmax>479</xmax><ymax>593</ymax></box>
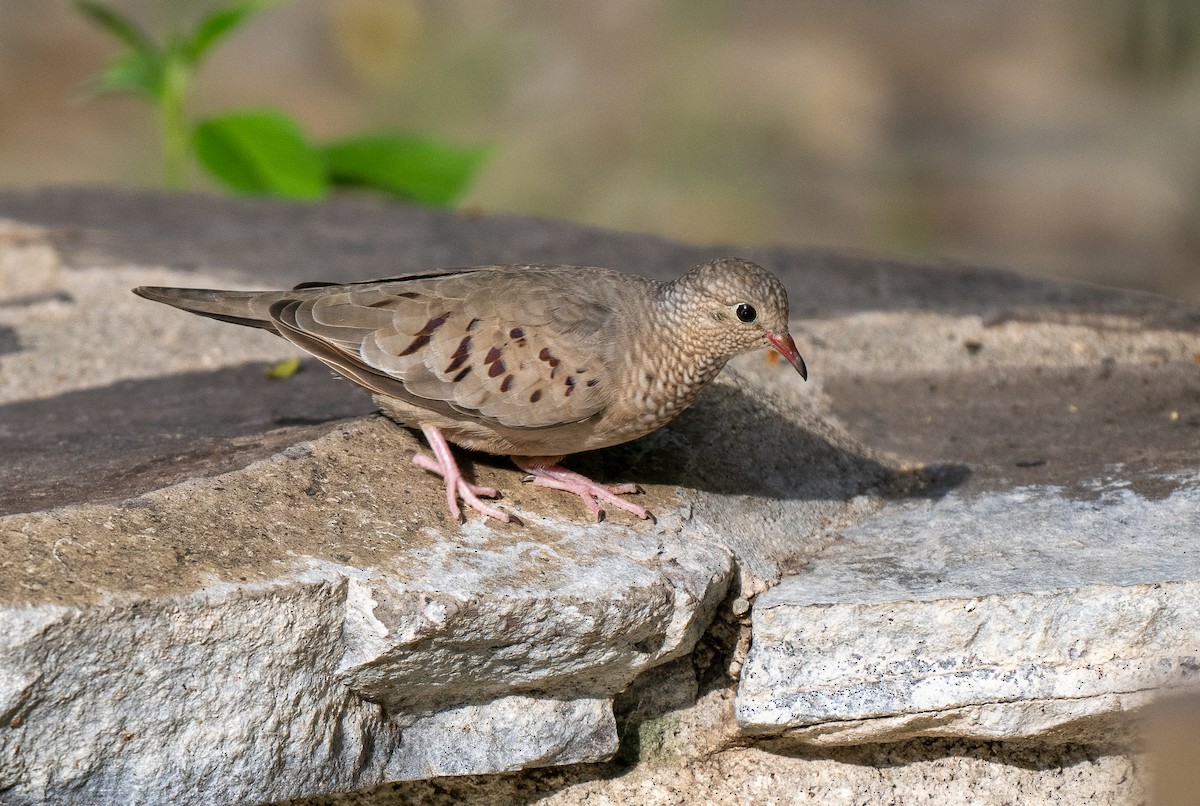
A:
<box><xmin>268</xmin><ymin>299</ymin><xmax>465</xmax><ymax>422</ymax></box>
<box><xmin>267</xmin><ymin>268</ymin><xmax>623</xmax><ymax>430</ymax></box>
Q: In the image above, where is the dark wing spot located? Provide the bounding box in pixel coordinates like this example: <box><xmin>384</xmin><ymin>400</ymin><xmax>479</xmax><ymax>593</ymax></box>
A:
<box><xmin>453</xmin><ymin>366</ymin><xmax>472</xmax><ymax>382</ymax></box>
<box><xmin>509</xmin><ymin>327</ymin><xmax>525</xmax><ymax>339</ymax></box>
<box><xmin>565</xmin><ymin>376</ymin><xmax>575</xmax><ymax>386</ymax></box>
<box><xmin>565</xmin><ymin>383</ymin><xmax>575</xmax><ymax>397</ymax></box>
<box><xmin>576</xmin><ymin>367</ymin><xmax>587</xmax><ymax>374</ymax></box>
<box><xmin>538</xmin><ymin>347</ymin><xmax>561</xmax><ymax>378</ymax></box>
<box><xmin>530</xmin><ymin>390</ymin><xmax>542</xmax><ymax>402</ymax></box>
<box><xmin>645</xmin><ymin>373</ymin><xmax>655</xmax><ymax>383</ymax></box>
<box><xmin>397</xmin><ymin>334</ymin><xmax>431</xmax><ymax>357</ymax></box>
<box><xmin>445</xmin><ymin>335</ymin><xmax>472</xmax><ymax>373</ymax></box>
<box><xmin>416</xmin><ymin>313</ymin><xmax>451</xmax><ymax>337</ymax></box>
<box><xmin>586</xmin><ymin>378</ymin><xmax>599</xmax><ymax>387</ymax></box>
<box><xmin>500</xmin><ymin>374</ymin><xmax>514</xmax><ymax>392</ymax></box>
<box><xmin>485</xmin><ymin>346</ymin><xmax>503</xmax><ymax>364</ymax></box>
<box><xmin>488</xmin><ymin>359</ymin><xmax>507</xmax><ymax>378</ymax></box>
<box><xmin>467</xmin><ymin>317</ymin><xmax>481</xmax><ymax>331</ymax></box>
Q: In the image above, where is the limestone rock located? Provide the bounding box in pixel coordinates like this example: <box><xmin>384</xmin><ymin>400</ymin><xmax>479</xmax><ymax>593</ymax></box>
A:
<box><xmin>736</xmin><ymin>479</ymin><xmax>1200</xmax><ymax>744</ymax></box>
<box><xmin>2</xmin><ymin>187</ymin><xmax>1199</xmax><ymax>805</ymax></box>
<box><xmin>0</xmin><ymin>418</ymin><xmax>733</xmax><ymax>805</ymax></box>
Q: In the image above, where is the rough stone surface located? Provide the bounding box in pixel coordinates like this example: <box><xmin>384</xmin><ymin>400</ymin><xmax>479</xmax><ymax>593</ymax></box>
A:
<box><xmin>297</xmin><ymin>745</ymin><xmax>1143</xmax><ymax>806</ymax></box>
<box><xmin>737</xmin><ymin>478</ymin><xmax>1200</xmax><ymax>744</ymax></box>
<box><xmin>0</xmin><ymin>258</ymin><xmax>871</xmax><ymax>589</ymax></box>
<box><xmin>0</xmin><ymin>416</ymin><xmax>733</xmax><ymax>804</ymax></box>
<box><xmin>0</xmin><ymin>187</ymin><xmax>1197</xmax><ymax>804</ymax></box>
<box><xmin>289</xmin><ymin>682</ymin><xmax>1145</xmax><ymax>806</ymax></box>
<box><xmin>0</xmin><ymin>190</ymin><xmax>877</xmax><ymax>804</ymax></box>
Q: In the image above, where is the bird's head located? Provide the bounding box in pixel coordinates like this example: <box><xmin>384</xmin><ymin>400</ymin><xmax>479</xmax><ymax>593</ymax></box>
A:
<box><xmin>665</xmin><ymin>257</ymin><xmax>807</xmax><ymax>379</ymax></box>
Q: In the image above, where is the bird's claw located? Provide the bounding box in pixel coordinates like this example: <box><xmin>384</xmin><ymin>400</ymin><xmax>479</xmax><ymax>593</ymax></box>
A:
<box><xmin>517</xmin><ymin>463</ymin><xmax>652</xmax><ymax>522</ymax></box>
<box><xmin>413</xmin><ymin>427</ymin><xmax>511</xmax><ymax>524</ymax></box>
<box><xmin>413</xmin><ymin>451</ymin><xmax>511</xmax><ymax>523</ymax></box>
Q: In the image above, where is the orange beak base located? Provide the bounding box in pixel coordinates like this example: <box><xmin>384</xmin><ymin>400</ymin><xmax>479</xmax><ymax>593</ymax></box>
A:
<box><xmin>766</xmin><ymin>333</ymin><xmax>808</xmax><ymax>380</ymax></box>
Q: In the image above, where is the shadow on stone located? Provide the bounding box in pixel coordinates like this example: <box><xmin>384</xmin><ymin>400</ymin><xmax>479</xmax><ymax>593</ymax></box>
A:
<box><xmin>4</xmin><ymin>358</ymin><xmax>968</xmax><ymax>518</ymax></box>
<box><xmin>591</xmin><ymin>381</ymin><xmax>969</xmax><ymax>505</ymax></box>
<box><xmin>756</xmin><ymin>735</ymin><xmax>1127</xmax><ymax>774</ymax></box>
<box><xmin>0</xmin><ymin>360</ymin><xmax>373</xmax><ymax>516</ymax></box>
<box><xmin>0</xmin><ymin>324</ymin><xmax>19</xmax><ymax>356</ymax></box>
<box><xmin>824</xmin><ymin>362</ymin><xmax>1200</xmax><ymax>498</ymax></box>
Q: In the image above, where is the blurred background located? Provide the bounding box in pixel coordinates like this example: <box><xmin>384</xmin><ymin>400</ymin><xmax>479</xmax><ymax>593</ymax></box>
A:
<box><xmin>1</xmin><ymin>0</ymin><xmax>1199</xmax><ymax>299</ymax></box>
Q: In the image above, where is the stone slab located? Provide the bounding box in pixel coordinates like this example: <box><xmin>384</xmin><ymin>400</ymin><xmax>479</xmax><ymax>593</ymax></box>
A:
<box><xmin>0</xmin><ymin>417</ymin><xmax>733</xmax><ymax>804</ymax></box>
<box><xmin>0</xmin><ymin>205</ymin><xmax>892</xmax><ymax>802</ymax></box>
<box><xmin>736</xmin><ymin>476</ymin><xmax>1200</xmax><ymax>744</ymax></box>
<box><xmin>1</xmin><ymin>188</ymin><xmax>1199</xmax><ymax>803</ymax></box>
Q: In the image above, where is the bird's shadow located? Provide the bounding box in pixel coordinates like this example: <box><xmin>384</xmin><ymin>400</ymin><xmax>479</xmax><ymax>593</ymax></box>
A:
<box><xmin>1</xmin><ymin>359</ymin><xmax>966</xmax><ymax>517</ymax></box>
<box><xmin>566</xmin><ymin>380</ymin><xmax>969</xmax><ymax>505</ymax></box>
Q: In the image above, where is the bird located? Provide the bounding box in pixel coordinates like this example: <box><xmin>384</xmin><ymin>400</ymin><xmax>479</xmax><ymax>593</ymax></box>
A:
<box><xmin>133</xmin><ymin>257</ymin><xmax>807</xmax><ymax>524</ymax></box>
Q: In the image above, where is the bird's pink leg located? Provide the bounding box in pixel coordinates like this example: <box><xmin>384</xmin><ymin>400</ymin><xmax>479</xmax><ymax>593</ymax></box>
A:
<box><xmin>513</xmin><ymin>459</ymin><xmax>651</xmax><ymax>522</ymax></box>
<box><xmin>413</xmin><ymin>425</ymin><xmax>510</xmax><ymax>523</ymax></box>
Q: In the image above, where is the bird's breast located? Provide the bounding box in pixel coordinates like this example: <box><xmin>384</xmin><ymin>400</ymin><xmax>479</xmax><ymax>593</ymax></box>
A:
<box><xmin>618</xmin><ymin>347</ymin><xmax>727</xmax><ymax>435</ymax></box>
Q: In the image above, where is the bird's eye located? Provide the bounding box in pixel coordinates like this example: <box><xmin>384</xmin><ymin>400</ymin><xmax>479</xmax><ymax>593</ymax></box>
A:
<box><xmin>735</xmin><ymin>303</ymin><xmax>757</xmax><ymax>323</ymax></box>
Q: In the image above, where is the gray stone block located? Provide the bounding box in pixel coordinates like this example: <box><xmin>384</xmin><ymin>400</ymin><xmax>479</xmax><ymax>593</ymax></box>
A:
<box><xmin>1</xmin><ymin>187</ymin><xmax>1198</xmax><ymax>803</ymax></box>
<box><xmin>0</xmin><ymin>419</ymin><xmax>733</xmax><ymax>804</ymax></box>
<box><xmin>737</xmin><ymin>479</ymin><xmax>1200</xmax><ymax>744</ymax></box>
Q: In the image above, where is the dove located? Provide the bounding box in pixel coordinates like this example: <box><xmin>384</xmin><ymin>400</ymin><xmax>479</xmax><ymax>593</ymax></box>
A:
<box><xmin>133</xmin><ymin>257</ymin><xmax>807</xmax><ymax>523</ymax></box>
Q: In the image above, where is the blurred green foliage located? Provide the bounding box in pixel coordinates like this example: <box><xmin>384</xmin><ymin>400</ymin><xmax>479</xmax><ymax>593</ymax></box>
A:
<box><xmin>192</xmin><ymin>109</ymin><xmax>326</xmax><ymax>199</ymax></box>
<box><xmin>76</xmin><ymin>0</ymin><xmax>487</xmax><ymax>204</ymax></box>
<box><xmin>323</xmin><ymin>135</ymin><xmax>490</xmax><ymax>207</ymax></box>
<box><xmin>1102</xmin><ymin>0</ymin><xmax>1200</xmax><ymax>82</ymax></box>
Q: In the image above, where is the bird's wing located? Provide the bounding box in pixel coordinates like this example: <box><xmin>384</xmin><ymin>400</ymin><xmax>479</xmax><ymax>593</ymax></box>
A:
<box><xmin>269</xmin><ymin>268</ymin><xmax>626</xmax><ymax>429</ymax></box>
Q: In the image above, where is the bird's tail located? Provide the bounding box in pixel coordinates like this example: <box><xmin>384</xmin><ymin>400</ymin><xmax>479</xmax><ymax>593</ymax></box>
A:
<box><xmin>132</xmin><ymin>286</ymin><xmax>278</xmax><ymax>331</ymax></box>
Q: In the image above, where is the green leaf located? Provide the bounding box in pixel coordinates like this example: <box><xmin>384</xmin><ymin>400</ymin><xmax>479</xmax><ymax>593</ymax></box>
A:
<box><xmin>322</xmin><ymin>135</ymin><xmax>490</xmax><ymax>206</ymax></box>
<box><xmin>265</xmin><ymin>356</ymin><xmax>301</xmax><ymax>379</ymax></box>
<box><xmin>76</xmin><ymin>1</ymin><xmax>157</xmax><ymax>56</ymax></box>
<box><xmin>78</xmin><ymin>50</ymin><xmax>162</xmax><ymax>98</ymax></box>
<box><xmin>193</xmin><ymin>110</ymin><xmax>327</xmax><ymax>199</ymax></box>
<box><xmin>187</xmin><ymin>1</ymin><xmax>268</xmax><ymax>64</ymax></box>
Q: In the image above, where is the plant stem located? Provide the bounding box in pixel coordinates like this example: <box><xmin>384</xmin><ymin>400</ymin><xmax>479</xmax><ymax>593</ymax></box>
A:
<box><xmin>159</xmin><ymin>56</ymin><xmax>190</xmax><ymax>189</ymax></box>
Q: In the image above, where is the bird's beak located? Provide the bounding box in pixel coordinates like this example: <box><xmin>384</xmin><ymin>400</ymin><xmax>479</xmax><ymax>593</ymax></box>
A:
<box><xmin>766</xmin><ymin>333</ymin><xmax>808</xmax><ymax>380</ymax></box>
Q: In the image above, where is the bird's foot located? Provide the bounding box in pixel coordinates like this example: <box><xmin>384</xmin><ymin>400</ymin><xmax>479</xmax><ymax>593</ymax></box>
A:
<box><xmin>414</xmin><ymin>426</ymin><xmax>510</xmax><ymax>523</ymax></box>
<box><xmin>515</xmin><ymin>461</ymin><xmax>652</xmax><ymax>522</ymax></box>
